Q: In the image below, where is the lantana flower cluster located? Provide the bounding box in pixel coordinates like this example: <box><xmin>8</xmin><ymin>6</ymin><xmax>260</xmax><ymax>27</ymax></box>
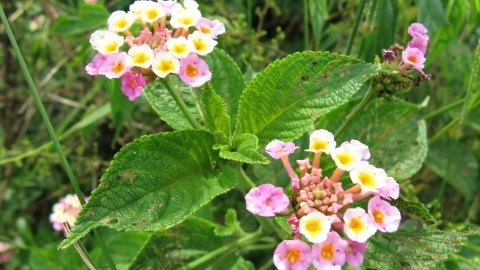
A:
<box><xmin>376</xmin><ymin>22</ymin><xmax>431</xmax><ymax>94</ymax></box>
<box><xmin>0</xmin><ymin>242</ymin><xmax>14</xmax><ymax>264</ymax></box>
<box><xmin>86</xmin><ymin>0</ymin><xmax>225</xmax><ymax>101</ymax></box>
<box><xmin>245</xmin><ymin>129</ymin><xmax>401</xmax><ymax>269</ymax></box>
<box><xmin>49</xmin><ymin>194</ymin><xmax>88</xmax><ymax>234</ymax></box>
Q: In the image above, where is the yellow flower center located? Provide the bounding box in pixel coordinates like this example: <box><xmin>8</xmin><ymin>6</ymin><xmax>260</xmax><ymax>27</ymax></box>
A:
<box><xmin>172</xmin><ymin>43</ymin><xmax>188</xmax><ymax>55</ymax></box>
<box><xmin>200</xmin><ymin>26</ymin><xmax>212</xmax><ymax>34</ymax></box>
<box><xmin>358</xmin><ymin>171</ymin><xmax>375</xmax><ymax>188</ymax></box>
<box><xmin>104</xmin><ymin>41</ymin><xmax>119</xmax><ymax>53</ymax></box>
<box><xmin>336</xmin><ymin>152</ymin><xmax>354</xmax><ymax>167</ymax></box>
<box><xmin>115</xmin><ymin>18</ymin><xmax>128</xmax><ymax>29</ymax></box>
<box><xmin>311</xmin><ymin>139</ymin><xmax>328</xmax><ymax>151</ymax></box>
<box><xmin>285</xmin><ymin>249</ymin><xmax>301</xmax><ymax>264</ymax></box>
<box><xmin>193</xmin><ymin>38</ymin><xmax>208</xmax><ymax>52</ymax></box>
<box><xmin>348</xmin><ymin>217</ymin><xmax>365</xmax><ymax>235</ymax></box>
<box><xmin>186</xmin><ymin>64</ymin><xmax>199</xmax><ymax>77</ymax></box>
<box><xmin>157</xmin><ymin>60</ymin><xmax>175</xmax><ymax>74</ymax></box>
<box><xmin>305</xmin><ymin>219</ymin><xmax>322</xmax><ymax>237</ymax></box>
<box><xmin>179</xmin><ymin>16</ymin><xmax>194</xmax><ymax>26</ymax></box>
<box><xmin>373</xmin><ymin>209</ymin><xmax>385</xmax><ymax>224</ymax></box>
<box><xmin>133</xmin><ymin>52</ymin><xmax>150</xmax><ymax>65</ymax></box>
<box><xmin>146</xmin><ymin>9</ymin><xmax>159</xmax><ymax>20</ymax></box>
<box><xmin>321</xmin><ymin>243</ymin><xmax>334</xmax><ymax>261</ymax></box>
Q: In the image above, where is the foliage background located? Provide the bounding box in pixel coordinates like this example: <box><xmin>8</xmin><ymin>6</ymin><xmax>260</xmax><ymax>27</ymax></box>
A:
<box><xmin>0</xmin><ymin>0</ymin><xmax>479</xmax><ymax>269</ymax></box>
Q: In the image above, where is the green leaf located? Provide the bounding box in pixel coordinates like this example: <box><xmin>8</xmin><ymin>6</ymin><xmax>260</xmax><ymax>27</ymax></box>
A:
<box><xmin>200</xmin><ymin>84</ymin><xmax>231</xmax><ymax>137</ymax></box>
<box><xmin>426</xmin><ymin>140</ymin><xmax>479</xmax><ymax>200</ymax></box>
<box><xmin>364</xmin><ymin>228</ymin><xmax>480</xmax><ymax>269</ymax></box>
<box><xmin>219</xmin><ymin>133</ymin><xmax>269</xmax><ymax>164</ymax></box>
<box><xmin>50</xmin><ymin>4</ymin><xmax>109</xmax><ymax>36</ymax></box>
<box><xmin>316</xmin><ymin>98</ymin><xmax>428</xmax><ymax>180</ymax></box>
<box><xmin>129</xmin><ymin>217</ymin><xmax>250</xmax><ymax>270</ymax></box>
<box><xmin>359</xmin><ymin>0</ymin><xmax>398</xmax><ymax>62</ymax></box>
<box><xmin>59</xmin><ymin>130</ymin><xmax>238</xmax><ymax>249</ymax></box>
<box><xmin>214</xmin><ymin>208</ymin><xmax>242</xmax><ymax>237</ymax></box>
<box><xmin>392</xmin><ymin>197</ymin><xmax>435</xmax><ymax>224</ymax></box>
<box><xmin>417</xmin><ymin>0</ymin><xmax>446</xmax><ymax>34</ymax></box>
<box><xmin>308</xmin><ymin>0</ymin><xmax>327</xmax><ymax>50</ymax></box>
<box><xmin>235</xmin><ymin>51</ymin><xmax>378</xmax><ymax>148</ymax></box>
<box><xmin>204</xmin><ymin>48</ymin><xmax>246</xmax><ymax>130</ymax></box>
<box><xmin>144</xmin><ymin>78</ymin><xmax>200</xmax><ymax>130</ymax></box>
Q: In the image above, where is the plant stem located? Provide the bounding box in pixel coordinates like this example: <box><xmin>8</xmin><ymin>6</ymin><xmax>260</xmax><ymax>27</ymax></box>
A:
<box><xmin>345</xmin><ymin>0</ymin><xmax>366</xmax><ymax>55</ymax></box>
<box><xmin>335</xmin><ymin>85</ymin><xmax>375</xmax><ymax>138</ymax></box>
<box><xmin>303</xmin><ymin>0</ymin><xmax>309</xmax><ymax>50</ymax></box>
<box><xmin>428</xmin><ymin>117</ymin><xmax>459</xmax><ymax>145</ymax></box>
<box><xmin>161</xmin><ymin>78</ymin><xmax>202</xmax><ymax>129</ymax></box>
<box><xmin>0</xmin><ymin>4</ymin><xmax>116</xmax><ymax>270</ymax></box>
<box><xmin>180</xmin><ymin>229</ymin><xmax>262</xmax><ymax>269</ymax></box>
<box><xmin>423</xmin><ymin>98</ymin><xmax>465</xmax><ymax>120</ymax></box>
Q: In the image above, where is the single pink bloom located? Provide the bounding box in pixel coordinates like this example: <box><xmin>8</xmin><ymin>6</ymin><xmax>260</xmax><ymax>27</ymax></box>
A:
<box><xmin>374</xmin><ymin>176</ymin><xmax>400</xmax><ymax>200</ymax></box>
<box><xmin>311</xmin><ymin>231</ymin><xmax>348</xmax><ymax>269</ymax></box>
<box><xmin>245</xmin><ymin>184</ymin><xmax>290</xmax><ymax>217</ymax></box>
<box><xmin>408</xmin><ymin>36</ymin><xmax>428</xmax><ymax>54</ymax></box>
<box><xmin>402</xmin><ymin>47</ymin><xmax>426</xmax><ymax>70</ymax></box>
<box><xmin>85</xmin><ymin>53</ymin><xmax>107</xmax><ymax>76</ymax></box>
<box><xmin>159</xmin><ymin>0</ymin><xmax>177</xmax><ymax>16</ymax></box>
<box><xmin>266</xmin><ymin>139</ymin><xmax>298</xmax><ymax>160</ymax></box>
<box><xmin>0</xmin><ymin>242</ymin><xmax>14</xmax><ymax>263</ymax></box>
<box><xmin>100</xmin><ymin>52</ymin><xmax>130</xmax><ymax>79</ymax></box>
<box><xmin>178</xmin><ymin>53</ymin><xmax>212</xmax><ymax>87</ymax></box>
<box><xmin>273</xmin><ymin>240</ymin><xmax>312</xmax><ymax>270</ymax></box>
<box><xmin>196</xmin><ymin>17</ymin><xmax>226</xmax><ymax>38</ymax></box>
<box><xmin>408</xmin><ymin>22</ymin><xmax>428</xmax><ymax>38</ymax></box>
<box><xmin>368</xmin><ymin>196</ymin><xmax>401</xmax><ymax>233</ymax></box>
<box><xmin>288</xmin><ymin>213</ymin><xmax>300</xmax><ymax>233</ymax></box>
<box><xmin>121</xmin><ymin>72</ymin><xmax>146</xmax><ymax>101</ymax></box>
<box><xmin>345</xmin><ymin>240</ymin><xmax>367</xmax><ymax>268</ymax></box>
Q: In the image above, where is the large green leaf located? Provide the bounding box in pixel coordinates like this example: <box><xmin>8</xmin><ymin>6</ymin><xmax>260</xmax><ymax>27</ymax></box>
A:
<box><xmin>203</xmin><ymin>48</ymin><xmax>246</xmax><ymax>130</ymax></box>
<box><xmin>316</xmin><ymin>98</ymin><xmax>428</xmax><ymax>180</ymax></box>
<box><xmin>364</xmin><ymin>228</ymin><xmax>480</xmax><ymax>269</ymax></box>
<box><xmin>143</xmin><ymin>77</ymin><xmax>201</xmax><ymax>130</ymax></box>
<box><xmin>50</xmin><ymin>4</ymin><xmax>109</xmax><ymax>36</ymax></box>
<box><xmin>59</xmin><ymin>130</ymin><xmax>237</xmax><ymax>249</ymax></box>
<box><xmin>129</xmin><ymin>217</ymin><xmax>254</xmax><ymax>270</ymax></box>
<box><xmin>235</xmin><ymin>51</ymin><xmax>378</xmax><ymax>148</ymax></box>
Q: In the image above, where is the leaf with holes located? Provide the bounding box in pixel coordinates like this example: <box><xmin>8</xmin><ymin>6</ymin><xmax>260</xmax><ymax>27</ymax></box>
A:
<box><xmin>59</xmin><ymin>130</ymin><xmax>237</xmax><ymax>249</ymax></box>
<box><xmin>235</xmin><ymin>51</ymin><xmax>378</xmax><ymax>148</ymax></box>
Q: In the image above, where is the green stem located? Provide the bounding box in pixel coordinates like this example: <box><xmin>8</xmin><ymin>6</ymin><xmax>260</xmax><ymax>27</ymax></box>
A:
<box><xmin>246</xmin><ymin>0</ymin><xmax>253</xmax><ymax>62</ymax></box>
<box><xmin>180</xmin><ymin>229</ymin><xmax>262</xmax><ymax>269</ymax></box>
<box><xmin>423</xmin><ymin>98</ymin><xmax>465</xmax><ymax>120</ymax></box>
<box><xmin>335</xmin><ymin>85</ymin><xmax>375</xmax><ymax>137</ymax></box>
<box><xmin>161</xmin><ymin>78</ymin><xmax>202</xmax><ymax>129</ymax></box>
<box><xmin>303</xmin><ymin>0</ymin><xmax>309</xmax><ymax>50</ymax></box>
<box><xmin>345</xmin><ymin>0</ymin><xmax>366</xmax><ymax>55</ymax></box>
<box><xmin>0</xmin><ymin>4</ymin><xmax>116</xmax><ymax>270</ymax></box>
<box><xmin>428</xmin><ymin>118</ymin><xmax>459</xmax><ymax>145</ymax></box>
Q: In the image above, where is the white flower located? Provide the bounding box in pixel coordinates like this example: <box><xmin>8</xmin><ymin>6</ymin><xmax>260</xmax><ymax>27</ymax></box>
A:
<box><xmin>89</xmin><ymin>30</ymin><xmax>124</xmax><ymax>54</ymax></box>
<box><xmin>125</xmin><ymin>44</ymin><xmax>155</xmax><ymax>68</ymax></box>
<box><xmin>299</xmin><ymin>212</ymin><xmax>332</xmax><ymax>243</ymax></box>
<box><xmin>108</xmin><ymin>10</ymin><xmax>136</xmax><ymax>32</ymax></box>
<box><xmin>188</xmin><ymin>30</ymin><xmax>217</xmax><ymax>55</ymax></box>
<box><xmin>151</xmin><ymin>52</ymin><xmax>180</xmax><ymax>78</ymax></box>
<box><xmin>166</xmin><ymin>36</ymin><xmax>194</xmax><ymax>58</ymax></box>
<box><xmin>306</xmin><ymin>129</ymin><xmax>336</xmax><ymax>154</ymax></box>
<box><xmin>350</xmin><ymin>161</ymin><xmax>387</xmax><ymax>192</ymax></box>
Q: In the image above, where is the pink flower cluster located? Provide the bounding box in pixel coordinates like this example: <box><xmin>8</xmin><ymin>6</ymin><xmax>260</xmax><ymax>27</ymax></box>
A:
<box><xmin>245</xmin><ymin>129</ymin><xmax>402</xmax><ymax>269</ymax></box>
<box><xmin>85</xmin><ymin>0</ymin><xmax>225</xmax><ymax>101</ymax></box>
<box><xmin>49</xmin><ymin>194</ymin><xmax>88</xmax><ymax>234</ymax></box>
<box><xmin>382</xmin><ymin>22</ymin><xmax>430</xmax><ymax>77</ymax></box>
<box><xmin>0</xmin><ymin>242</ymin><xmax>14</xmax><ymax>263</ymax></box>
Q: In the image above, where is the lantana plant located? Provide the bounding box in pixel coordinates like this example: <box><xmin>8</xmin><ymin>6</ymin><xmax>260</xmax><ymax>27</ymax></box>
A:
<box><xmin>39</xmin><ymin>0</ymin><xmax>468</xmax><ymax>267</ymax></box>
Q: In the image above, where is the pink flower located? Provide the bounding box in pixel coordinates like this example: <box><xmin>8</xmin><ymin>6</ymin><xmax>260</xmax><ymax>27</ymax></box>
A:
<box><xmin>368</xmin><ymin>196</ymin><xmax>401</xmax><ymax>233</ymax></box>
<box><xmin>85</xmin><ymin>53</ymin><xmax>107</xmax><ymax>76</ymax></box>
<box><xmin>196</xmin><ymin>17</ymin><xmax>225</xmax><ymax>38</ymax></box>
<box><xmin>374</xmin><ymin>176</ymin><xmax>400</xmax><ymax>200</ymax></box>
<box><xmin>345</xmin><ymin>240</ymin><xmax>367</xmax><ymax>268</ymax></box>
<box><xmin>340</xmin><ymin>140</ymin><xmax>370</xmax><ymax>161</ymax></box>
<box><xmin>401</xmin><ymin>46</ymin><xmax>426</xmax><ymax>70</ymax></box>
<box><xmin>121</xmin><ymin>72</ymin><xmax>146</xmax><ymax>101</ymax></box>
<box><xmin>245</xmin><ymin>184</ymin><xmax>290</xmax><ymax>217</ymax></box>
<box><xmin>100</xmin><ymin>52</ymin><xmax>130</xmax><ymax>79</ymax></box>
<box><xmin>273</xmin><ymin>240</ymin><xmax>312</xmax><ymax>270</ymax></box>
<box><xmin>178</xmin><ymin>53</ymin><xmax>212</xmax><ymax>87</ymax></box>
<box><xmin>266</xmin><ymin>139</ymin><xmax>298</xmax><ymax>160</ymax></box>
<box><xmin>311</xmin><ymin>231</ymin><xmax>348</xmax><ymax>269</ymax></box>
<box><xmin>408</xmin><ymin>36</ymin><xmax>428</xmax><ymax>54</ymax></box>
<box><xmin>0</xmin><ymin>242</ymin><xmax>14</xmax><ymax>263</ymax></box>
<box><xmin>49</xmin><ymin>194</ymin><xmax>87</xmax><ymax>233</ymax></box>
<box><xmin>343</xmin><ymin>207</ymin><xmax>377</xmax><ymax>243</ymax></box>
<box><xmin>288</xmin><ymin>213</ymin><xmax>300</xmax><ymax>234</ymax></box>
<box><xmin>408</xmin><ymin>23</ymin><xmax>428</xmax><ymax>38</ymax></box>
